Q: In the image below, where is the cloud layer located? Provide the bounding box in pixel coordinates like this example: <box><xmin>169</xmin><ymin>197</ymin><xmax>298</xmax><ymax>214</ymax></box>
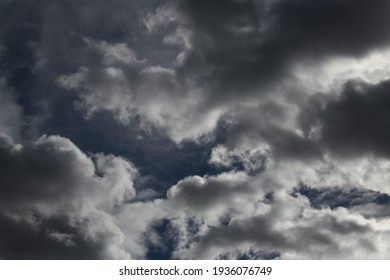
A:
<box><xmin>2</xmin><ymin>0</ymin><xmax>390</xmax><ymax>259</ymax></box>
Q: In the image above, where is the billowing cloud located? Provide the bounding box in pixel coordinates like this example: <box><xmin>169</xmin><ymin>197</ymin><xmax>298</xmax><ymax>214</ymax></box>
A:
<box><xmin>0</xmin><ymin>134</ymin><xmax>137</xmax><ymax>259</ymax></box>
<box><xmin>3</xmin><ymin>0</ymin><xmax>390</xmax><ymax>260</ymax></box>
<box><xmin>163</xmin><ymin>155</ymin><xmax>390</xmax><ymax>259</ymax></box>
<box><xmin>57</xmin><ymin>39</ymin><xmax>226</xmax><ymax>142</ymax></box>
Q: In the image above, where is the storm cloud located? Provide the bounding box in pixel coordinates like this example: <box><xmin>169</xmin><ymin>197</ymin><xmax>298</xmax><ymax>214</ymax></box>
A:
<box><xmin>2</xmin><ymin>0</ymin><xmax>390</xmax><ymax>259</ymax></box>
<box><xmin>317</xmin><ymin>80</ymin><xmax>390</xmax><ymax>157</ymax></box>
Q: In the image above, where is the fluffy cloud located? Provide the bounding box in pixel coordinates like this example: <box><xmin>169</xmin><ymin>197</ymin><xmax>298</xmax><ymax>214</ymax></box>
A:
<box><xmin>3</xmin><ymin>0</ymin><xmax>390</xmax><ymax>260</ymax></box>
<box><xmin>2</xmin><ymin>121</ymin><xmax>390</xmax><ymax>260</ymax></box>
<box><xmin>0</xmin><ymin>134</ymin><xmax>137</xmax><ymax>259</ymax></box>
<box><xmin>53</xmin><ymin>0</ymin><xmax>390</xmax><ymax>147</ymax></box>
<box><xmin>57</xmin><ymin>39</ymin><xmax>226</xmax><ymax>142</ymax></box>
<box><xmin>163</xmin><ymin>154</ymin><xmax>390</xmax><ymax>259</ymax></box>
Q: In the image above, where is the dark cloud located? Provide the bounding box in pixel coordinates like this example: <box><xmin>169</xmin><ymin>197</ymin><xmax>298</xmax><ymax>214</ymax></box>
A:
<box><xmin>272</xmin><ymin>0</ymin><xmax>390</xmax><ymax>56</ymax></box>
<box><xmin>0</xmin><ymin>0</ymin><xmax>170</xmax><ymax>139</ymax></box>
<box><xmin>2</xmin><ymin>0</ymin><xmax>390</xmax><ymax>260</ymax></box>
<box><xmin>294</xmin><ymin>184</ymin><xmax>390</xmax><ymax>210</ymax></box>
<box><xmin>0</xmin><ymin>79</ymin><xmax>22</xmax><ymax>138</ymax></box>
<box><xmin>42</xmin><ymin>106</ymin><xmax>219</xmax><ymax>195</ymax></box>
<box><xmin>0</xmin><ymin>134</ymin><xmax>93</xmax><ymax>209</ymax></box>
<box><xmin>217</xmin><ymin>249</ymin><xmax>280</xmax><ymax>260</ymax></box>
<box><xmin>144</xmin><ymin>218</ymin><xmax>177</xmax><ymax>260</ymax></box>
<box><xmin>175</xmin><ymin>0</ymin><xmax>390</xmax><ymax>97</ymax></box>
<box><xmin>0</xmin><ymin>134</ymin><xmax>137</xmax><ymax>259</ymax></box>
<box><xmin>222</xmin><ymin>109</ymin><xmax>323</xmax><ymax>160</ymax></box>
<box><xmin>174</xmin><ymin>0</ymin><xmax>275</xmax><ymax>96</ymax></box>
<box><xmin>316</xmin><ymin>80</ymin><xmax>390</xmax><ymax>157</ymax></box>
<box><xmin>1</xmin><ymin>0</ymin><xmax>219</xmax><ymax>193</ymax></box>
<box><xmin>0</xmin><ymin>213</ymin><xmax>103</xmax><ymax>260</ymax></box>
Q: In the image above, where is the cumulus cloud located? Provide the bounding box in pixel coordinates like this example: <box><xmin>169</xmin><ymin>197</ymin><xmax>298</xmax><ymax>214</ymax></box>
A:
<box><xmin>3</xmin><ymin>0</ymin><xmax>390</xmax><ymax>260</ymax></box>
<box><xmin>0</xmin><ymin>134</ymin><xmax>138</xmax><ymax>259</ymax></box>
<box><xmin>51</xmin><ymin>0</ymin><xmax>390</xmax><ymax>147</ymax></box>
<box><xmin>57</xmin><ymin>39</ymin><xmax>226</xmax><ymax>142</ymax></box>
<box><xmin>162</xmin><ymin>155</ymin><xmax>390</xmax><ymax>259</ymax></box>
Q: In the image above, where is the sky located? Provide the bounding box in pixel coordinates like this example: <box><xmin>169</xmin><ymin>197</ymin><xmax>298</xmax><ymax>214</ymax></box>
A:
<box><xmin>1</xmin><ymin>0</ymin><xmax>390</xmax><ymax>259</ymax></box>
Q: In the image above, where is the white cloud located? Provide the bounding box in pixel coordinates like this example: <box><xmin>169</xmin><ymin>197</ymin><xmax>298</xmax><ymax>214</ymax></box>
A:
<box><xmin>92</xmin><ymin>40</ymin><xmax>144</xmax><ymax>66</ymax></box>
<box><xmin>57</xmin><ymin>38</ymin><xmax>227</xmax><ymax>142</ymax></box>
<box><xmin>116</xmin><ymin>199</ymin><xmax>169</xmax><ymax>259</ymax></box>
<box><xmin>2</xmin><ymin>124</ymin><xmax>390</xmax><ymax>260</ymax></box>
<box><xmin>291</xmin><ymin>47</ymin><xmax>390</xmax><ymax>96</ymax></box>
<box><xmin>143</xmin><ymin>4</ymin><xmax>183</xmax><ymax>33</ymax></box>
<box><xmin>209</xmin><ymin>144</ymin><xmax>269</xmax><ymax>174</ymax></box>
<box><xmin>160</xmin><ymin>149</ymin><xmax>390</xmax><ymax>259</ymax></box>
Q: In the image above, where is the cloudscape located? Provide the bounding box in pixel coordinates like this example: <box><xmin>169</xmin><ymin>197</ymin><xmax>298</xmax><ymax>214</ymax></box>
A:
<box><xmin>1</xmin><ymin>0</ymin><xmax>390</xmax><ymax>259</ymax></box>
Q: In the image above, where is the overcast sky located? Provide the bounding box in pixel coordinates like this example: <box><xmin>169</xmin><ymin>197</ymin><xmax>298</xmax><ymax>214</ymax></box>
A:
<box><xmin>2</xmin><ymin>0</ymin><xmax>390</xmax><ymax>259</ymax></box>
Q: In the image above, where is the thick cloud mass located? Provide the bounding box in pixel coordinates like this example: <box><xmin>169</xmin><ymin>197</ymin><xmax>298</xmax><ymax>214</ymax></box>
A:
<box><xmin>0</xmin><ymin>134</ymin><xmax>137</xmax><ymax>259</ymax></box>
<box><xmin>317</xmin><ymin>80</ymin><xmax>390</xmax><ymax>157</ymax></box>
<box><xmin>2</xmin><ymin>0</ymin><xmax>390</xmax><ymax>259</ymax></box>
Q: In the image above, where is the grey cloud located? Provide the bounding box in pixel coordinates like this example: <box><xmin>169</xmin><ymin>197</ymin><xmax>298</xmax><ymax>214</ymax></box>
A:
<box><xmin>0</xmin><ymin>78</ymin><xmax>22</xmax><ymax>139</ymax></box>
<box><xmin>4</xmin><ymin>0</ymin><xmax>390</xmax><ymax>145</ymax></box>
<box><xmin>0</xmin><ymin>0</ymin><xmax>169</xmax><ymax>137</ymax></box>
<box><xmin>314</xmin><ymin>80</ymin><xmax>390</xmax><ymax>158</ymax></box>
<box><xmin>0</xmin><ymin>213</ymin><xmax>104</xmax><ymax>259</ymax></box>
<box><xmin>192</xmin><ymin>215</ymin><xmax>287</xmax><ymax>259</ymax></box>
<box><xmin>167</xmin><ymin>172</ymin><xmax>255</xmax><ymax>212</ymax></box>
<box><xmin>165</xmin><ymin>158</ymin><xmax>390</xmax><ymax>259</ymax></box>
<box><xmin>183</xmin><ymin>207</ymin><xmax>378</xmax><ymax>259</ymax></box>
<box><xmin>56</xmin><ymin>38</ymin><xmax>220</xmax><ymax>142</ymax></box>
<box><xmin>294</xmin><ymin>184</ymin><xmax>390</xmax><ymax>219</ymax></box>
<box><xmin>0</xmin><ymin>135</ymin><xmax>95</xmax><ymax>209</ymax></box>
<box><xmin>0</xmin><ymin>0</ymin><xmax>219</xmax><ymax>195</ymax></box>
<box><xmin>222</xmin><ymin>104</ymin><xmax>323</xmax><ymax>161</ymax></box>
<box><xmin>217</xmin><ymin>249</ymin><xmax>280</xmax><ymax>260</ymax></box>
<box><xmin>3</xmin><ymin>0</ymin><xmax>390</xmax><ymax>261</ymax></box>
<box><xmin>0</xmin><ymin>134</ymin><xmax>137</xmax><ymax>259</ymax></box>
<box><xmin>272</xmin><ymin>0</ymin><xmax>390</xmax><ymax>57</ymax></box>
<box><xmin>209</xmin><ymin>144</ymin><xmax>268</xmax><ymax>175</ymax></box>
<box><xmin>55</xmin><ymin>0</ymin><xmax>390</xmax><ymax>144</ymax></box>
<box><xmin>294</xmin><ymin>184</ymin><xmax>390</xmax><ymax>211</ymax></box>
<box><xmin>174</xmin><ymin>0</ymin><xmax>390</xmax><ymax>97</ymax></box>
<box><xmin>48</xmin><ymin>0</ymin><xmax>390</xmax><ymax>147</ymax></box>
